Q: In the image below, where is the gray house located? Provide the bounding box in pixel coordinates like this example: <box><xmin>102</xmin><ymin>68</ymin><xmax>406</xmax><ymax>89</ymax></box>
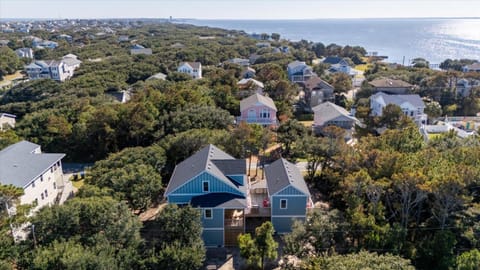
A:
<box><xmin>304</xmin><ymin>76</ymin><xmax>335</xmax><ymax>108</ymax></box>
<box><xmin>265</xmin><ymin>158</ymin><xmax>312</xmax><ymax>233</ymax></box>
<box><xmin>369</xmin><ymin>78</ymin><xmax>414</xmax><ymax>94</ymax></box>
<box><xmin>312</xmin><ymin>102</ymin><xmax>359</xmax><ymax>136</ymax></box>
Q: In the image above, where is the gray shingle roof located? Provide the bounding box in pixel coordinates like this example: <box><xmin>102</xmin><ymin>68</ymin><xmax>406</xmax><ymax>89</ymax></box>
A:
<box><xmin>179</xmin><ymin>62</ymin><xmax>201</xmax><ymax>69</ymax></box>
<box><xmin>265</xmin><ymin>158</ymin><xmax>310</xmax><ymax>196</ymax></box>
<box><xmin>304</xmin><ymin>76</ymin><xmax>334</xmax><ymax>91</ymax></box>
<box><xmin>0</xmin><ymin>141</ymin><xmax>65</xmax><ymax>188</ymax></box>
<box><xmin>288</xmin><ymin>60</ymin><xmax>307</xmax><ymax>69</ymax></box>
<box><xmin>165</xmin><ymin>144</ymin><xmax>245</xmax><ymax>195</ymax></box>
<box><xmin>240</xmin><ymin>93</ymin><xmax>277</xmax><ymax>112</ymax></box>
<box><xmin>373</xmin><ymin>92</ymin><xmax>425</xmax><ymax>108</ymax></box>
<box><xmin>369</xmin><ymin>78</ymin><xmax>413</xmax><ymax>88</ymax></box>
<box><xmin>312</xmin><ymin>102</ymin><xmax>358</xmax><ymax>123</ymax></box>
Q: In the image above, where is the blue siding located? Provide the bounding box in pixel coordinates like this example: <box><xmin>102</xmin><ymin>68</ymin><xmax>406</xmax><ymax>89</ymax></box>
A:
<box><xmin>171</xmin><ymin>171</ymin><xmax>244</xmax><ymax>196</ymax></box>
<box><xmin>271</xmin><ymin>195</ymin><xmax>307</xmax><ymax>216</ymax></box>
<box><xmin>201</xmin><ymin>208</ymin><xmax>224</xmax><ymax>228</ymax></box>
<box><xmin>277</xmin><ymin>185</ymin><xmax>305</xmax><ymax>196</ymax></box>
<box><xmin>271</xmin><ymin>216</ymin><xmax>306</xmax><ymax>233</ymax></box>
<box><xmin>228</xmin><ymin>175</ymin><xmax>245</xmax><ymax>186</ymax></box>
<box><xmin>202</xmin><ymin>230</ymin><xmax>224</xmax><ymax>247</ymax></box>
<box><xmin>168</xmin><ymin>195</ymin><xmax>194</xmax><ymax>204</ymax></box>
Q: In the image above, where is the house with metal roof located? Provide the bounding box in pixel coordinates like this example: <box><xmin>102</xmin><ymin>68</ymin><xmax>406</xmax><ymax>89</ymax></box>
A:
<box><xmin>177</xmin><ymin>62</ymin><xmax>202</xmax><ymax>79</ymax></box>
<box><xmin>370</xmin><ymin>92</ymin><xmax>427</xmax><ymax>125</ymax></box>
<box><xmin>164</xmin><ymin>144</ymin><xmax>247</xmax><ymax>247</ymax></box>
<box><xmin>264</xmin><ymin>158</ymin><xmax>312</xmax><ymax>233</ymax></box>
<box><xmin>0</xmin><ymin>141</ymin><xmax>70</xmax><ymax>232</ymax></box>
<box><xmin>237</xmin><ymin>93</ymin><xmax>278</xmax><ymax>127</ymax></box>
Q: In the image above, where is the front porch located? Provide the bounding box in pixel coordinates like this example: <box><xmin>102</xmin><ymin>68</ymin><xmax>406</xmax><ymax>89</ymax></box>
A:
<box><xmin>224</xmin><ymin>209</ymin><xmax>245</xmax><ymax>247</ymax></box>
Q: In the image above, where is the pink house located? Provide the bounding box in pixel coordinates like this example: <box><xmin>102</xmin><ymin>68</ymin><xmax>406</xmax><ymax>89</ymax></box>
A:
<box><xmin>237</xmin><ymin>94</ymin><xmax>278</xmax><ymax>127</ymax></box>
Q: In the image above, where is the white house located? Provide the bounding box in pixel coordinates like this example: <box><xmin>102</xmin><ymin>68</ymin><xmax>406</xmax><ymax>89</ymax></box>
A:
<box><xmin>462</xmin><ymin>63</ymin><xmax>480</xmax><ymax>73</ymax></box>
<box><xmin>177</xmin><ymin>62</ymin><xmax>202</xmax><ymax>79</ymax></box>
<box><xmin>0</xmin><ymin>141</ymin><xmax>72</xmax><ymax>240</ymax></box>
<box><xmin>370</xmin><ymin>92</ymin><xmax>427</xmax><ymax>125</ymax></box>
<box><xmin>287</xmin><ymin>61</ymin><xmax>314</xmax><ymax>83</ymax></box>
<box><xmin>0</xmin><ymin>113</ymin><xmax>16</xmax><ymax>130</ymax></box>
<box><xmin>15</xmin><ymin>48</ymin><xmax>34</xmax><ymax>59</ymax></box>
<box><xmin>25</xmin><ymin>54</ymin><xmax>81</xmax><ymax>82</ymax></box>
<box><xmin>0</xmin><ymin>141</ymin><xmax>67</xmax><ymax>211</ymax></box>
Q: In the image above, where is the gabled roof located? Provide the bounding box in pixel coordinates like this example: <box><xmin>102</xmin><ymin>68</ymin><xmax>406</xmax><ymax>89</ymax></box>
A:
<box><xmin>288</xmin><ymin>60</ymin><xmax>307</xmax><ymax>70</ymax></box>
<box><xmin>0</xmin><ymin>113</ymin><xmax>16</xmax><ymax>119</ymax></box>
<box><xmin>304</xmin><ymin>76</ymin><xmax>334</xmax><ymax>91</ymax></box>
<box><xmin>312</xmin><ymin>101</ymin><xmax>358</xmax><ymax>123</ymax></box>
<box><xmin>237</xmin><ymin>78</ymin><xmax>264</xmax><ymax>88</ymax></box>
<box><xmin>25</xmin><ymin>62</ymin><xmax>42</xmax><ymax>69</ymax></box>
<box><xmin>165</xmin><ymin>144</ymin><xmax>244</xmax><ymax>195</ymax></box>
<box><xmin>240</xmin><ymin>93</ymin><xmax>277</xmax><ymax>112</ymax></box>
<box><xmin>464</xmin><ymin>63</ymin><xmax>480</xmax><ymax>70</ymax></box>
<box><xmin>265</xmin><ymin>158</ymin><xmax>310</xmax><ymax>196</ymax></box>
<box><xmin>372</xmin><ymin>92</ymin><xmax>425</xmax><ymax>108</ymax></box>
<box><xmin>0</xmin><ymin>141</ymin><xmax>65</xmax><ymax>188</ymax></box>
<box><xmin>63</xmin><ymin>53</ymin><xmax>78</xmax><ymax>59</ymax></box>
<box><xmin>179</xmin><ymin>62</ymin><xmax>201</xmax><ymax>69</ymax></box>
<box><xmin>191</xmin><ymin>193</ymin><xmax>246</xmax><ymax>208</ymax></box>
<box><xmin>322</xmin><ymin>56</ymin><xmax>343</xmax><ymax>65</ymax></box>
<box><xmin>369</xmin><ymin>78</ymin><xmax>413</xmax><ymax>88</ymax></box>
<box><xmin>146</xmin><ymin>72</ymin><xmax>167</xmax><ymax>81</ymax></box>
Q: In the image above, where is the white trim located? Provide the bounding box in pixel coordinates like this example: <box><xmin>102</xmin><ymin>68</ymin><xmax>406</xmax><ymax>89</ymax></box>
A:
<box><xmin>202</xmin><ymin>180</ymin><xmax>210</xmax><ymax>192</ymax></box>
<box><xmin>204</xmin><ymin>208</ymin><xmax>213</xmax><ymax>219</ymax></box>
<box><xmin>280</xmin><ymin>199</ymin><xmax>287</xmax><ymax>209</ymax></box>
<box><xmin>202</xmin><ymin>227</ymin><xmax>224</xmax><ymax>231</ymax></box>
<box><xmin>272</xmin><ymin>185</ymin><xmax>305</xmax><ymax>196</ymax></box>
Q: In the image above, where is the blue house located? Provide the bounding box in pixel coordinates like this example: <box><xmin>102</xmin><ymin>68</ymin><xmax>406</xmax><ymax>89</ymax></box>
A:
<box><xmin>164</xmin><ymin>145</ymin><xmax>247</xmax><ymax>247</ymax></box>
<box><xmin>265</xmin><ymin>158</ymin><xmax>312</xmax><ymax>233</ymax></box>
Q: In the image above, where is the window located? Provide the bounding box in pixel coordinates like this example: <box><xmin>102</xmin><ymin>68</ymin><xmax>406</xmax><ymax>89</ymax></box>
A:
<box><xmin>40</xmin><ymin>175</ymin><xmax>43</xmax><ymax>182</ymax></box>
<box><xmin>280</xmin><ymin>199</ymin><xmax>287</xmax><ymax>209</ymax></box>
<box><xmin>202</xmin><ymin>181</ymin><xmax>209</xmax><ymax>192</ymax></box>
<box><xmin>44</xmin><ymin>190</ymin><xmax>48</xmax><ymax>197</ymax></box>
<box><xmin>34</xmin><ymin>199</ymin><xmax>38</xmax><ymax>206</ymax></box>
<box><xmin>51</xmin><ymin>167</ymin><xmax>53</xmax><ymax>173</ymax></box>
<box><xmin>204</xmin><ymin>209</ymin><xmax>212</xmax><ymax>219</ymax></box>
<box><xmin>32</xmin><ymin>181</ymin><xmax>36</xmax><ymax>188</ymax></box>
<box><xmin>53</xmin><ymin>182</ymin><xmax>56</xmax><ymax>189</ymax></box>
<box><xmin>41</xmin><ymin>193</ymin><xmax>44</xmax><ymax>200</ymax></box>
<box><xmin>261</xmin><ymin>108</ymin><xmax>270</xmax><ymax>118</ymax></box>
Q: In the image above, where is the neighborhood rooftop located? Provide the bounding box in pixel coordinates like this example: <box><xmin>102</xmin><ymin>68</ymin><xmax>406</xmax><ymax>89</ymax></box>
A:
<box><xmin>312</xmin><ymin>101</ymin><xmax>357</xmax><ymax>122</ymax></box>
<box><xmin>240</xmin><ymin>93</ymin><xmax>277</xmax><ymax>112</ymax></box>
<box><xmin>265</xmin><ymin>158</ymin><xmax>311</xmax><ymax>196</ymax></box>
<box><xmin>165</xmin><ymin>144</ymin><xmax>246</xmax><ymax>195</ymax></box>
<box><xmin>0</xmin><ymin>141</ymin><xmax>65</xmax><ymax>188</ymax></box>
<box><xmin>374</xmin><ymin>92</ymin><xmax>425</xmax><ymax>108</ymax></box>
<box><xmin>369</xmin><ymin>78</ymin><xmax>413</xmax><ymax>88</ymax></box>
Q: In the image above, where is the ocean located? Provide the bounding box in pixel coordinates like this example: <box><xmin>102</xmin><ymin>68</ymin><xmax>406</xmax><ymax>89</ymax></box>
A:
<box><xmin>186</xmin><ymin>18</ymin><xmax>480</xmax><ymax>65</ymax></box>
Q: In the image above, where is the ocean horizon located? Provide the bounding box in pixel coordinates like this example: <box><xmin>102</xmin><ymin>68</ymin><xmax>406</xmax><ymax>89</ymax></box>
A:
<box><xmin>187</xmin><ymin>18</ymin><xmax>480</xmax><ymax>65</ymax></box>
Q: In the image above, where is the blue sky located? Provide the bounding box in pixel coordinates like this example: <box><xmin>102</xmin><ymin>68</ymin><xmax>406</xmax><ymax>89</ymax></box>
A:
<box><xmin>1</xmin><ymin>0</ymin><xmax>479</xmax><ymax>19</ymax></box>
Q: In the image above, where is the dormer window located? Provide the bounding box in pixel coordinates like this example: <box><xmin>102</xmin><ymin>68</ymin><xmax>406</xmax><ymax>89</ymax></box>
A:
<box><xmin>203</xmin><ymin>181</ymin><xmax>209</xmax><ymax>192</ymax></box>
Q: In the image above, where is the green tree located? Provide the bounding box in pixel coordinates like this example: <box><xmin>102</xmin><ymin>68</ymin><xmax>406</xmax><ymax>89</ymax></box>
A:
<box><xmin>86</xmin><ymin>145</ymin><xmax>166</xmax><ymax>212</ymax></box>
<box><xmin>456</xmin><ymin>249</ymin><xmax>480</xmax><ymax>270</ymax></box>
<box><xmin>238</xmin><ymin>221</ymin><xmax>278</xmax><ymax>269</ymax></box>
<box><xmin>276</xmin><ymin>119</ymin><xmax>308</xmax><ymax>158</ymax></box>
<box><xmin>300</xmin><ymin>251</ymin><xmax>414</xmax><ymax>270</ymax></box>
<box><xmin>143</xmin><ymin>204</ymin><xmax>205</xmax><ymax>269</ymax></box>
<box><xmin>0</xmin><ymin>47</ymin><xmax>21</xmax><ymax>80</ymax></box>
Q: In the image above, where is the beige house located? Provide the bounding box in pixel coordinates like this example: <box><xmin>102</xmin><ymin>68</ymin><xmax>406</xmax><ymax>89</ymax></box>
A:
<box><xmin>0</xmin><ymin>113</ymin><xmax>16</xmax><ymax>130</ymax></box>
